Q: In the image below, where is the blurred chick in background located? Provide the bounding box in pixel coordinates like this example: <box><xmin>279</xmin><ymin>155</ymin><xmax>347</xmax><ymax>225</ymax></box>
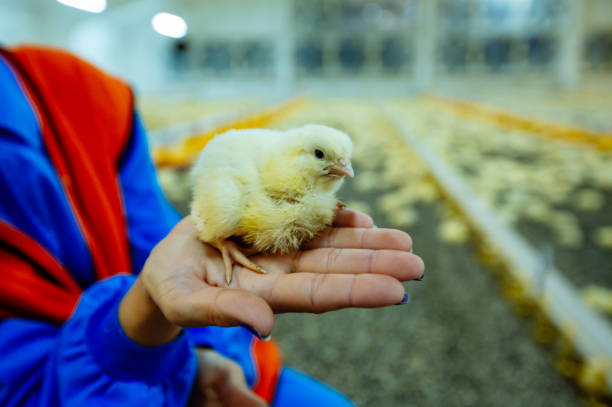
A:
<box><xmin>191</xmin><ymin>124</ymin><xmax>354</xmax><ymax>284</ymax></box>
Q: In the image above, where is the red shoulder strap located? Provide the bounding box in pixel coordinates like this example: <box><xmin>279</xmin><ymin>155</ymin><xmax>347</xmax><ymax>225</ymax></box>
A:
<box><xmin>2</xmin><ymin>46</ymin><xmax>134</xmax><ymax>282</ymax></box>
<box><xmin>0</xmin><ymin>221</ymin><xmax>81</xmax><ymax>323</ymax></box>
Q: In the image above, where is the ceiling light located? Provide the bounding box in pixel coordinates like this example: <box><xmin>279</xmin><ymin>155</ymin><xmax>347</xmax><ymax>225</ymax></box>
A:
<box><xmin>152</xmin><ymin>12</ymin><xmax>187</xmax><ymax>39</ymax></box>
<box><xmin>56</xmin><ymin>0</ymin><xmax>106</xmax><ymax>13</ymax></box>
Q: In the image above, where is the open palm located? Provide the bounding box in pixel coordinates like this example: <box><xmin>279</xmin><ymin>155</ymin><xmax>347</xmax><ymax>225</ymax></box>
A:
<box><xmin>140</xmin><ymin>209</ymin><xmax>424</xmax><ymax>338</ymax></box>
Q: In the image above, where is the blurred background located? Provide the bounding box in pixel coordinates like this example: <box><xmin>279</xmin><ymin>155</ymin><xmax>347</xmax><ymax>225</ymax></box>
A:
<box><xmin>2</xmin><ymin>0</ymin><xmax>612</xmax><ymax>405</ymax></box>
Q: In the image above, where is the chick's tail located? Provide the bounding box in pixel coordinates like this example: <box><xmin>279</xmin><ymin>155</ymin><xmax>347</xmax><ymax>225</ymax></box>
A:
<box><xmin>211</xmin><ymin>239</ymin><xmax>267</xmax><ymax>284</ymax></box>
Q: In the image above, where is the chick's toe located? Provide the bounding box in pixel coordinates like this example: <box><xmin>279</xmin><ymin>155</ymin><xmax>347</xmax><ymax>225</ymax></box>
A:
<box><xmin>211</xmin><ymin>239</ymin><xmax>267</xmax><ymax>285</ymax></box>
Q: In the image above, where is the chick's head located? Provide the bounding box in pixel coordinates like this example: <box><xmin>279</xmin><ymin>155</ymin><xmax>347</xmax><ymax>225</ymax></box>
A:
<box><xmin>283</xmin><ymin>124</ymin><xmax>354</xmax><ymax>193</ymax></box>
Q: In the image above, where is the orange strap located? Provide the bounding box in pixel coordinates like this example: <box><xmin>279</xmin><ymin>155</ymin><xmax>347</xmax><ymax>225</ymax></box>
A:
<box><xmin>0</xmin><ymin>220</ymin><xmax>81</xmax><ymax>293</ymax></box>
<box><xmin>251</xmin><ymin>338</ymin><xmax>283</xmax><ymax>403</ymax></box>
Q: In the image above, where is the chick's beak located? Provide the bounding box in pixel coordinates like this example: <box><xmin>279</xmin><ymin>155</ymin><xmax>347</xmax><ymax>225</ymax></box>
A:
<box><xmin>327</xmin><ymin>158</ymin><xmax>354</xmax><ymax>178</ymax></box>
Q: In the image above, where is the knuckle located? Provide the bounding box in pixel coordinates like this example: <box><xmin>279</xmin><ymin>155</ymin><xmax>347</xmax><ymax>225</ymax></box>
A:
<box><xmin>367</xmin><ymin>250</ymin><xmax>376</xmax><ymax>273</ymax></box>
<box><xmin>309</xmin><ymin>273</ymin><xmax>327</xmax><ymax>310</ymax></box>
<box><xmin>330</xmin><ymin>248</ymin><xmax>343</xmax><ymax>266</ymax></box>
<box><xmin>291</xmin><ymin>251</ymin><xmax>303</xmax><ymax>273</ymax></box>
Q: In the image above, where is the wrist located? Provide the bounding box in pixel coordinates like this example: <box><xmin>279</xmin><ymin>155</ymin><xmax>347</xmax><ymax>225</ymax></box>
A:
<box><xmin>118</xmin><ymin>275</ymin><xmax>182</xmax><ymax>346</ymax></box>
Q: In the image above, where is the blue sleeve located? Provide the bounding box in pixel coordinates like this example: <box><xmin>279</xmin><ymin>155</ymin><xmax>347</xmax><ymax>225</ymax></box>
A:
<box><xmin>118</xmin><ymin>113</ymin><xmax>181</xmax><ymax>274</ymax></box>
<box><xmin>185</xmin><ymin>326</ymin><xmax>258</xmax><ymax>387</ymax></box>
<box><xmin>0</xmin><ymin>275</ymin><xmax>197</xmax><ymax>407</ymax></box>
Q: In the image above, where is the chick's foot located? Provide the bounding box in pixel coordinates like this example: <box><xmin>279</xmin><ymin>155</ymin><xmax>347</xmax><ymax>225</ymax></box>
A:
<box><xmin>211</xmin><ymin>239</ymin><xmax>267</xmax><ymax>285</ymax></box>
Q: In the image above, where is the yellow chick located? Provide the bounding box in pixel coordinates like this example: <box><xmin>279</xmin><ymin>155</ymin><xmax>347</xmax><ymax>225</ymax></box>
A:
<box><xmin>191</xmin><ymin>124</ymin><xmax>354</xmax><ymax>284</ymax></box>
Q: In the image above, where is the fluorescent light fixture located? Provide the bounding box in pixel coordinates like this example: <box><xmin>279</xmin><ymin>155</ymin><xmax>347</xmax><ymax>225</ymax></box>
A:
<box><xmin>56</xmin><ymin>0</ymin><xmax>106</xmax><ymax>13</ymax></box>
<box><xmin>152</xmin><ymin>12</ymin><xmax>187</xmax><ymax>39</ymax></box>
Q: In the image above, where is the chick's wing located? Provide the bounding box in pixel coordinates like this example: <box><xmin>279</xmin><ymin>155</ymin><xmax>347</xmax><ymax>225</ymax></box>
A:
<box><xmin>190</xmin><ymin>129</ymin><xmax>281</xmax><ymax>242</ymax></box>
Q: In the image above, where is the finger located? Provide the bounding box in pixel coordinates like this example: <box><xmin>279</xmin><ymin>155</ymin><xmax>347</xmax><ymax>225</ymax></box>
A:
<box><xmin>221</xmin><ymin>384</ymin><xmax>267</xmax><ymax>407</ymax></box>
<box><xmin>170</xmin><ymin>286</ymin><xmax>275</xmax><ymax>338</ymax></box>
<box><xmin>220</xmin><ymin>364</ymin><xmax>268</xmax><ymax>407</ymax></box>
<box><xmin>333</xmin><ymin>208</ymin><xmax>374</xmax><ymax>228</ymax></box>
<box><xmin>268</xmin><ymin>273</ymin><xmax>406</xmax><ymax>313</ymax></box>
<box><xmin>306</xmin><ymin>227</ymin><xmax>412</xmax><ymax>251</ymax></box>
<box><xmin>289</xmin><ymin>248</ymin><xmax>424</xmax><ymax>281</ymax></box>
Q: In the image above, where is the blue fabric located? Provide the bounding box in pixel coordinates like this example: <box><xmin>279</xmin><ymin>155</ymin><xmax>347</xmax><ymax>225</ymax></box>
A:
<box><xmin>0</xmin><ymin>319</ymin><xmax>58</xmax><ymax>407</ymax></box>
<box><xmin>86</xmin><ymin>276</ymin><xmax>195</xmax><ymax>385</ymax></box>
<box><xmin>273</xmin><ymin>368</ymin><xmax>355</xmax><ymax>407</ymax></box>
<box><xmin>186</xmin><ymin>326</ymin><xmax>258</xmax><ymax>387</ymax></box>
<box><xmin>0</xmin><ymin>276</ymin><xmax>197</xmax><ymax>407</ymax></box>
<box><xmin>0</xmin><ymin>54</ymin><xmax>41</xmax><ymax>149</ymax></box>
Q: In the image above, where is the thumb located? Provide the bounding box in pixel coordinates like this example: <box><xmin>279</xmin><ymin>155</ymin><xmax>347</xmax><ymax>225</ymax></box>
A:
<box><xmin>217</xmin><ymin>353</ymin><xmax>269</xmax><ymax>407</ymax></box>
<box><xmin>220</xmin><ymin>381</ymin><xmax>268</xmax><ymax>407</ymax></box>
<box><xmin>184</xmin><ymin>286</ymin><xmax>275</xmax><ymax>338</ymax></box>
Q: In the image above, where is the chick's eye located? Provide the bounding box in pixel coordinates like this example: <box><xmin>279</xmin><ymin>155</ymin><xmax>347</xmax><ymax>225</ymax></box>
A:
<box><xmin>314</xmin><ymin>149</ymin><xmax>324</xmax><ymax>159</ymax></box>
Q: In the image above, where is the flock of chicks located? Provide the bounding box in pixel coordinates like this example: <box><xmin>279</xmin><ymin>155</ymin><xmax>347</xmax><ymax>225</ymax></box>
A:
<box><xmin>385</xmin><ymin>98</ymin><xmax>612</xmax><ymax>317</ymax></box>
<box><xmin>387</xmin><ymin>99</ymin><xmax>612</xmax><ymax>251</ymax></box>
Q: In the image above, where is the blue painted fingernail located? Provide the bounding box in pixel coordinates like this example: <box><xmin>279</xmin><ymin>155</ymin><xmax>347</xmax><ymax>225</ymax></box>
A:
<box><xmin>395</xmin><ymin>293</ymin><xmax>410</xmax><ymax>305</ymax></box>
<box><xmin>242</xmin><ymin>324</ymin><xmax>264</xmax><ymax>340</ymax></box>
<box><xmin>417</xmin><ymin>272</ymin><xmax>425</xmax><ymax>281</ymax></box>
<box><xmin>242</xmin><ymin>324</ymin><xmax>273</xmax><ymax>341</ymax></box>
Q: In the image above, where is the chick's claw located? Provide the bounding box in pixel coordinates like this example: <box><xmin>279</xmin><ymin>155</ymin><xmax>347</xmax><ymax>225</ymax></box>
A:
<box><xmin>211</xmin><ymin>239</ymin><xmax>267</xmax><ymax>285</ymax></box>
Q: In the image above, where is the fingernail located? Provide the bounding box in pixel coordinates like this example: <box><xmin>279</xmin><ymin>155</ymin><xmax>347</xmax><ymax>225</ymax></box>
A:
<box><xmin>410</xmin><ymin>246</ymin><xmax>413</xmax><ymax>253</ymax></box>
<box><xmin>242</xmin><ymin>324</ymin><xmax>267</xmax><ymax>341</ymax></box>
<box><xmin>416</xmin><ymin>272</ymin><xmax>425</xmax><ymax>281</ymax></box>
<box><xmin>395</xmin><ymin>293</ymin><xmax>410</xmax><ymax>305</ymax></box>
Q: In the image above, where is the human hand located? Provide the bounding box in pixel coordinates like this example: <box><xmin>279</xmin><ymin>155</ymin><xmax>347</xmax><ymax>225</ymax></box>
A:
<box><xmin>188</xmin><ymin>348</ymin><xmax>266</xmax><ymax>407</ymax></box>
<box><xmin>119</xmin><ymin>208</ymin><xmax>424</xmax><ymax>345</ymax></box>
